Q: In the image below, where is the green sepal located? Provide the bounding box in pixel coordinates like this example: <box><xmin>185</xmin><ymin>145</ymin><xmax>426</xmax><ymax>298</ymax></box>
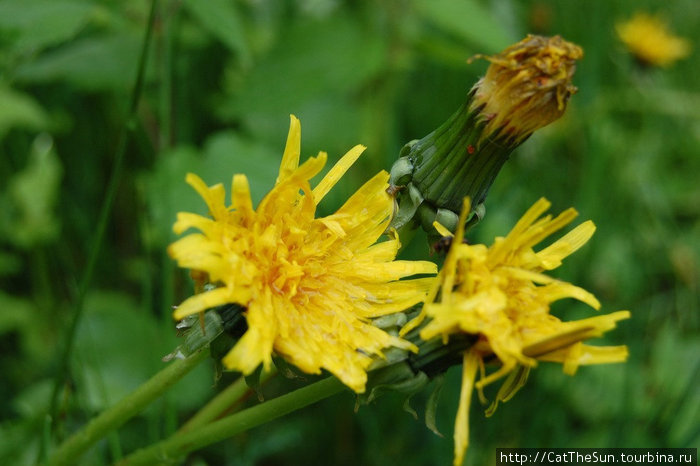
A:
<box><xmin>402</xmin><ymin>393</ymin><xmax>420</xmax><ymax>420</ymax></box>
<box><xmin>372</xmin><ymin>312</ymin><xmax>408</xmax><ymax>331</ymax></box>
<box><xmin>179</xmin><ymin>310</ymin><xmax>225</xmax><ymax>356</ymax></box>
<box><xmin>358</xmin><ymin>361</ymin><xmax>429</xmax><ymax>406</ymax></box>
<box><xmin>465</xmin><ymin>203</ymin><xmax>486</xmax><ymax>231</ymax></box>
<box><xmin>435</xmin><ymin>208</ymin><xmax>459</xmax><ymax>233</ymax></box>
<box><xmin>390</xmin><ymin>182</ymin><xmax>424</xmax><ymax>232</ymax></box>
<box><xmin>244</xmin><ymin>364</ymin><xmax>265</xmax><ymax>402</ymax></box>
<box><xmin>272</xmin><ymin>354</ymin><xmax>307</xmax><ymax>381</ymax></box>
<box><xmin>389</xmin><ymin>155</ymin><xmax>414</xmax><ymax>187</ymax></box>
<box><xmin>209</xmin><ymin>331</ymin><xmax>235</xmax><ymax>361</ymax></box>
<box><xmin>417</xmin><ymin>202</ymin><xmax>437</xmax><ymax>233</ymax></box>
<box><xmin>409</xmin><ymin>334</ymin><xmax>474</xmax><ymax>377</ymax></box>
<box><xmin>425</xmin><ymin>373</ymin><xmax>446</xmax><ymax>437</ymax></box>
<box><xmin>399</xmin><ymin>139</ymin><xmax>419</xmax><ymax>158</ymax></box>
<box><xmin>422</xmin><ymin>206</ymin><xmax>463</xmax><ymax>244</ymax></box>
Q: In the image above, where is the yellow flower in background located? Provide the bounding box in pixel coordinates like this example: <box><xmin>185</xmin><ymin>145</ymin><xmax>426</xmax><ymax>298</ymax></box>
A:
<box><xmin>616</xmin><ymin>12</ymin><xmax>691</xmax><ymax>67</ymax></box>
<box><xmin>168</xmin><ymin>115</ymin><xmax>437</xmax><ymax>393</ymax></box>
<box><xmin>407</xmin><ymin>198</ymin><xmax>629</xmax><ymax>466</ymax></box>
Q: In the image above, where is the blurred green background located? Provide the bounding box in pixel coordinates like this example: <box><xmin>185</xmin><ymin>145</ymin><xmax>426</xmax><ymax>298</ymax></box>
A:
<box><xmin>1</xmin><ymin>0</ymin><xmax>698</xmax><ymax>464</ymax></box>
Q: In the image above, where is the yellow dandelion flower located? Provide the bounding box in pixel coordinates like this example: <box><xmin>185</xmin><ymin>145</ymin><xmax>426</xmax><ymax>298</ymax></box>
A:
<box><xmin>168</xmin><ymin>115</ymin><xmax>437</xmax><ymax>393</ymax></box>
<box><xmin>616</xmin><ymin>12</ymin><xmax>691</xmax><ymax>67</ymax></box>
<box><xmin>407</xmin><ymin>198</ymin><xmax>629</xmax><ymax>466</ymax></box>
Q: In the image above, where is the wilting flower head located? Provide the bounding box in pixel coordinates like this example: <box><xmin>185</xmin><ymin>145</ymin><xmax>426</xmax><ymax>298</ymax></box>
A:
<box><xmin>470</xmin><ymin>34</ymin><xmax>583</xmax><ymax>144</ymax></box>
<box><xmin>616</xmin><ymin>12</ymin><xmax>691</xmax><ymax>67</ymax></box>
<box><xmin>408</xmin><ymin>198</ymin><xmax>629</xmax><ymax>466</ymax></box>
<box><xmin>168</xmin><ymin>115</ymin><xmax>437</xmax><ymax>393</ymax></box>
<box><xmin>389</xmin><ymin>35</ymin><xmax>583</xmax><ymax>236</ymax></box>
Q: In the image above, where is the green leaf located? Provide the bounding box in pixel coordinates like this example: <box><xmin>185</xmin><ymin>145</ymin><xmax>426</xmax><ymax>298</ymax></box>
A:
<box><xmin>0</xmin><ymin>0</ymin><xmax>96</xmax><ymax>54</ymax></box>
<box><xmin>228</xmin><ymin>15</ymin><xmax>385</xmax><ymax>132</ymax></box>
<box><xmin>73</xmin><ymin>291</ymin><xmax>170</xmax><ymax>411</ymax></box>
<box><xmin>0</xmin><ymin>417</ymin><xmax>42</xmax><ymax>465</ymax></box>
<box><xmin>11</xmin><ymin>379</ymin><xmax>52</xmax><ymax>418</ymax></box>
<box><xmin>412</xmin><ymin>0</ymin><xmax>511</xmax><ymax>53</ymax></box>
<box><xmin>4</xmin><ymin>134</ymin><xmax>62</xmax><ymax>248</ymax></box>
<box><xmin>0</xmin><ymin>250</ymin><xmax>22</xmax><ymax>277</ymax></box>
<box><xmin>0</xmin><ymin>85</ymin><xmax>49</xmax><ymax>137</ymax></box>
<box><xmin>14</xmin><ymin>33</ymin><xmax>141</xmax><ymax>91</ymax></box>
<box><xmin>0</xmin><ymin>291</ymin><xmax>32</xmax><ymax>335</ymax></box>
<box><xmin>182</xmin><ymin>0</ymin><xmax>250</xmax><ymax>65</ymax></box>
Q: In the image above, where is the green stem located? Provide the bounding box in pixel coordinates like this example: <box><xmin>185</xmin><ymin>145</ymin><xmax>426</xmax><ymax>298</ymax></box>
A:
<box><xmin>118</xmin><ymin>376</ymin><xmax>345</xmax><ymax>466</ymax></box>
<box><xmin>48</xmin><ymin>347</ymin><xmax>209</xmax><ymax>466</ymax></box>
<box><xmin>157</xmin><ymin>0</ymin><xmax>174</xmax><ymax>151</ymax></box>
<box><xmin>47</xmin><ymin>0</ymin><xmax>160</xmax><ymax>434</ymax></box>
<box><xmin>177</xmin><ymin>368</ymin><xmax>277</xmax><ymax>434</ymax></box>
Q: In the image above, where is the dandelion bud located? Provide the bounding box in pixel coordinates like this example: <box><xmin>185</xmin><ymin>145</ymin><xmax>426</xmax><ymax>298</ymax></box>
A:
<box><xmin>469</xmin><ymin>34</ymin><xmax>582</xmax><ymax>143</ymax></box>
<box><xmin>389</xmin><ymin>35</ymin><xmax>583</xmax><ymax>238</ymax></box>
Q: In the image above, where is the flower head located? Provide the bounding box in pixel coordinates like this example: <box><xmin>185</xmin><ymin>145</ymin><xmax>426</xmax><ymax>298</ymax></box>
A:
<box><xmin>408</xmin><ymin>198</ymin><xmax>629</xmax><ymax>466</ymax></box>
<box><xmin>388</xmin><ymin>35</ymin><xmax>584</xmax><ymax>237</ymax></box>
<box><xmin>616</xmin><ymin>12</ymin><xmax>691</xmax><ymax>67</ymax></box>
<box><xmin>168</xmin><ymin>115</ymin><xmax>437</xmax><ymax>393</ymax></box>
<box><xmin>470</xmin><ymin>34</ymin><xmax>583</xmax><ymax>144</ymax></box>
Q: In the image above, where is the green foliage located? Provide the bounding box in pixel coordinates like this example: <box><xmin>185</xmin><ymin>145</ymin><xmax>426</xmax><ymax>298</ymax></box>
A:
<box><xmin>0</xmin><ymin>0</ymin><xmax>698</xmax><ymax>464</ymax></box>
<box><xmin>182</xmin><ymin>0</ymin><xmax>250</xmax><ymax>64</ymax></box>
<box><xmin>0</xmin><ymin>0</ymin><xmax>96</xmax><ymax>54</ymax></box>
<box><xmin>2</xmin><ymin>135</ymin><xmax>62</xmax><ymax>248</ymax></box>
<box><xmin>0</xmin><ymin>85</ymin><xmax>49</xmax><ymax>137</ymax></box>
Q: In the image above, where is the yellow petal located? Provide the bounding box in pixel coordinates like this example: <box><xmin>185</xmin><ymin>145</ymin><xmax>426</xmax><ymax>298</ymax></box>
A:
<box><xmin>173</xmin><ymin>287</ymin><xmax>233</xmax><ymax>320</ymax></box>
<box><xmin>222</xmin><ymin>327</ymin><xmax>268</xmax><ymax>374</ymax></box>
<box><xmin>224</xmin><ymin>290</ymin><xmax>277</xmax><ymax>373</ymax></box>
<box><xmin>185</xmin><ymin>173</ymin><xmax>228</xmax><ymax>220</ymax></box>
<box><xmin>401</xmin><ymin>269</ymin><xmax>443</xmax><ymax>337</ymax></box>
<box><xmin>172</xmin><ymin>212</ymin><xmax>215</xmax><ymax>235</ymax></box>
<box><xmin>312</xmin><ymin>144</ymin><xmax>366</xmax><ymax>204</ymax></box>
<box><xmin>536</xmin><ymin>220</ymin><xmax>596</xmax><ymax>270</ymax></box>
<box><xmin>441</xmin><ymin>197</ymin><xmax>472</xmax><ymax>312</ymax></box>
<box><xmin>485</xmin><ymin>365</ymin><xmax>530</xmax><ymax>417</ymax></box>
<box><xmin>453</xmin><ymin>349</ymin><xmax>479</xmax><ymax>466</ymax></box>
<box><xmin>520</xmin><ymin>207</ymin><xmax>578</xmax><ymax>250</ymax></box>
<box><xmin>276</xmin><ymin>114</ymin><xmax>301</xmax><ymax>184</ymax></box>
<box><xmin>523</xmin><ymin>311</ymin><xmax>630</xmax><ymax>357</ymax></box>
<box><xmin>232</xmin><ymin>174</ymin><xmax>254</xmax><ymax>217</ymax></box>
<box><xmin>432</xmin><ymin>220</ymin><xmax>454</xmax><ymax>238</ymax></box>
<box><xmin>538</xmin><ymin>344</ymin><xmax>629</xmax><ymax>374</ymax></box>
<box><xmin>501</xmin><ymin>197</ymin><xmax>551</xmax><ymax>245</ymax></box>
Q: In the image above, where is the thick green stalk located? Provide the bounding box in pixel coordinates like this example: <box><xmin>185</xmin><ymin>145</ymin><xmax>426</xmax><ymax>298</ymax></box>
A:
<box><xmin>177</xmin><ymin>368</ymin><xmax>277</xmax><ymax>434</ymax></box>
<box><xmin>48</xmin><ymin>348</ymin><xmax>209</xmax><ymax>466</ymax></box>
<box><xmin>118</xmin><ymin>376</ymin><xmax>345</xmax><ymax>465</ymax></box>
